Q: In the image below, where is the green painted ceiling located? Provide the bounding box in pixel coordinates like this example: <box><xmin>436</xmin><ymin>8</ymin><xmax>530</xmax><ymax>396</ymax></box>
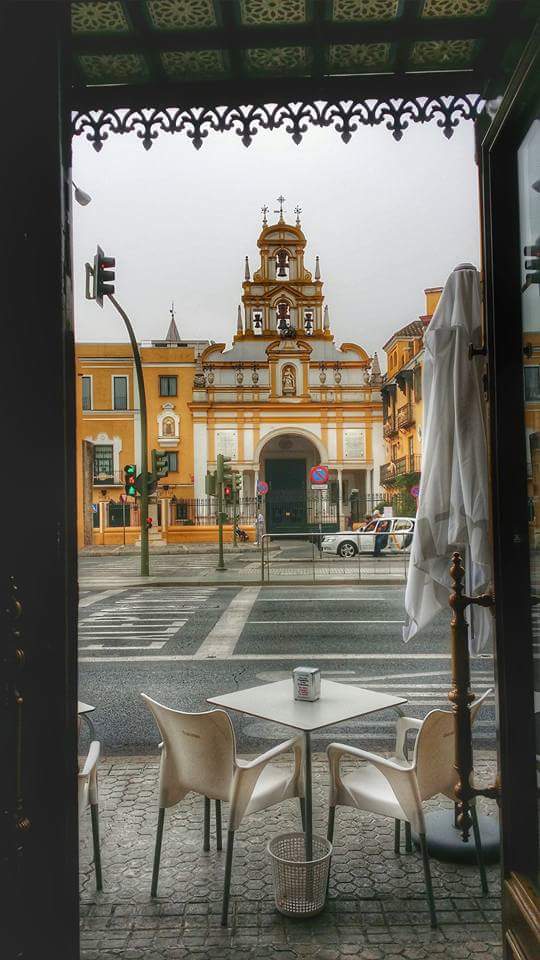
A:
<box><xmin>71</xmin><ymin>0</ymin><xmax>538</xmax><ymax>96</ymax></box>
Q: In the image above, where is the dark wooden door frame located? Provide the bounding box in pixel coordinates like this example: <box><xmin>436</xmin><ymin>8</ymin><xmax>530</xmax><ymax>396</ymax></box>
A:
<box><xmin>1</xmin><ymin>6</ymin><xmax>79</xmax><ymax>958</ymax></box>
<box><xmin>480</xmin><ymin>23</ymin><xmax>540</xmax><ymax>953</ymax></box>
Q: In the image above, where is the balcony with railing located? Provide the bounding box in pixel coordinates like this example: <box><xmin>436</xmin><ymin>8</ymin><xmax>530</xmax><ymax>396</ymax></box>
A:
<box><xmin>380</xmin><ymin>454</ymin><xmax>421</xmax><ymax>486</ymax></box>
<box><xmin>397</xmin><ymin>403</ymin><xmax>415</xmax><ymax>429</ymax></box>
<box><xmin>383</xmin><ymin>416</ymin><xmax>398</xmax><ymax>439</ymax></box>
<box><xmin>93</xmin><ymin>469</ymin><xmax>123</xmax><ymax>487</ymax></box>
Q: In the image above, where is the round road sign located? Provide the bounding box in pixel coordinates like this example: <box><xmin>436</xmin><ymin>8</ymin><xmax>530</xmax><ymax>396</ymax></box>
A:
<box><xmin>410</xmin><ymin>484</ymin><xmax>420</xmax><ymax>498</ymax></box>
<box><xmin>257</xmin><ymin>480</ymin><xmax>269</xmax><ymax>495</ymax></box>
<box><xmin>310</xmin><ymin>464</ymin><xmax>329</xmax><ymax>485</ymax></box>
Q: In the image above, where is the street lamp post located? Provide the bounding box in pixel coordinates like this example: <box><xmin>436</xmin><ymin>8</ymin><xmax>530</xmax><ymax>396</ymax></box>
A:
<box><xmin>107</xmin><ymin>294</ymin><xmax>150</xmax><ymax>577</ymax></box>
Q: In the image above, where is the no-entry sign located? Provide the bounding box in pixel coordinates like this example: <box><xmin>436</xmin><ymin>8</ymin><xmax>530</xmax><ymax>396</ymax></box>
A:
<box><xmin>310</xmin><ymin>464</ymin><xmax>329</xmax><ymax>485</ymax></box>
<box><xmin>257</xmin><ymin>480</ymin><xmax>269</xmax><ymax>495</ymax></box>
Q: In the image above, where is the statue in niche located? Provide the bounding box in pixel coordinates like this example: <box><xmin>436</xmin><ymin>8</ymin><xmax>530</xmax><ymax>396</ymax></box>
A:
<box><xmin>162</xmin><ymin>417</ymin><xmax>175</xmax><ymax>437</ymax></box>
<box><xmin>282</xmin><ymin>365</ymin><xmax>296</xmax><ymax>396</ymax></box>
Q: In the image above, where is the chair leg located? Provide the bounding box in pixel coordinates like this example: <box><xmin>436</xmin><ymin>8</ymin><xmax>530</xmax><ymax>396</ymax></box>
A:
<box><xmin>326</xmin><ymin>806</ymin><xmax>336</xmax><ymax>896</ymax></box>
<box><xmin>151</xmin><ymin>807</ymin><xmax>165</xmax><ymax>898</ymax></box>
<box><xmin>215</xmin><ymin>800</ymin><xmax>222</xmax><ymax>852</ymax></box>
<box><xmin>221</xmin><ymin>829</ymin><xmax>235</xmax><ymax>926</ymax></box>
<box><xmin>299</xmin><ymin>797</ymin><xmax>306</xmax><ymax>832</ymax></box>
<box><xmin>470</xmin><ymin>804</ymin><xmax>488</xmax><ymax>895</ymax></box>
<box><xmin>419</xmin><ymin>833</ymin><xmax>437</xmax><ymax>929</ymax></box>
<box><xmin>405</xmin><ymin>821</ymin><xmax>412</xmax><ymax>853</ymax></box>
<box><xmin>327</xmin><ymin>806</ymin><xmax>336</xmax><ymax>844</ymax></box>
<box><xmin>394</xmin><ymin>819</ymin><xmax>401</xmax><ymax>853</ymax></box>
<box><xmin>90</xmin><ymin>803</ymin><xmax>103</xmax><ymax>892</ymax></box>
<box><xmin>203</xmin><ymin>796</ymin><xmax>211</xmax><ymax>852</ymax></box>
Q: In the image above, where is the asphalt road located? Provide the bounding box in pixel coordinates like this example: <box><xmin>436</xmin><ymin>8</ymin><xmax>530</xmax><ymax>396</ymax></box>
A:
<box><xmin>79</xmin><ymin>584</ymin><xmax>496</xmax><ymax>757</ymax></box>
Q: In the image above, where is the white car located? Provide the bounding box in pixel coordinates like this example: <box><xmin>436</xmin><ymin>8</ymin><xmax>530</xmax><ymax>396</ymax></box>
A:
<box><xmin>321</xmin><ymin>517</ymin><xmax>415</xmax><ymax>558</ymax></box>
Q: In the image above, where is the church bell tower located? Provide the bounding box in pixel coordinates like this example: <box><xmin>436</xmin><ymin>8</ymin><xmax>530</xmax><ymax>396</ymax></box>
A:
<box><xmin>237</xmin><ymin>198</ymin><xmax>330</xmax><ymax>340</ymax></box>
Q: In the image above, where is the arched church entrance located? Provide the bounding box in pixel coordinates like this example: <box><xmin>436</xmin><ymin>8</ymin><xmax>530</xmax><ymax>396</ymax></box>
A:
<box><xmin>259</xmin><ymin>432</ymin><xmax>337</xmax><ymax>535</ymax></box>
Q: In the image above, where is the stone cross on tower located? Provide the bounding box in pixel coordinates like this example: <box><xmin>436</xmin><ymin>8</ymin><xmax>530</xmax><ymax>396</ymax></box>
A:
<box><xmin>274</xmin><ymin>195</ymin><xmax>286</xmax><ymax>222</ymax></box>
<box><xmin>261</xmin><ymin>204</ymin><xmax>268</xmax><ymax>226</ymax></box>
<box><xmin>294</xmin><ymin>205</ymin><xmax>302</xmax><ymax>226</ymax></box>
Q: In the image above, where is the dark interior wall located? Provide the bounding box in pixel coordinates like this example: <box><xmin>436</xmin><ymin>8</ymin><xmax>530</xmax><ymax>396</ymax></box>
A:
<box><xmin>0</xmin><ymin>5</ymin><xmax>79</xmax><ymax>958</ymax></box>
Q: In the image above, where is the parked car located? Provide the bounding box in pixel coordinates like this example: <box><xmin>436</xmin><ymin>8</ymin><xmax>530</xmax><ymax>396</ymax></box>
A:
<box><xmin>321</xmin><ymin>517</ymin><xmax>415</xmax><ymax>558</ymax></box>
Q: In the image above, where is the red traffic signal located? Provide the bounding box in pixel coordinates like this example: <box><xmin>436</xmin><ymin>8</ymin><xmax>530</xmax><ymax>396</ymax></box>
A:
<box><xmin>93</xmin><ymin>245</ymin><xmax>116</xmax><ymax>306</ymax></box>
<box><xmin>224</xmin><ymin>485</ymin><xmax>232</xmax><ymax>497</ymax></box>
<box><xmin>146</xmin><ymin>517</ymin><xmax>153</xmax><ymax>528</ymax></box>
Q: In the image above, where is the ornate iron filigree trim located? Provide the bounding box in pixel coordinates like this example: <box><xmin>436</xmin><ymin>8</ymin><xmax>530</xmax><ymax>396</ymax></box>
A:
<box><xmin>72</xmin><ymin>94</ymin><xmax>484</xmax><ymax>151</ymax></box>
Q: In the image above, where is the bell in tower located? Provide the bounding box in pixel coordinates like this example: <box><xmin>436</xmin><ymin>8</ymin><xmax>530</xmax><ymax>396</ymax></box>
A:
<box><xmin>276</xmin><ymin>301</ymin><xmax>290</xmax><ymax>334</ymax></box>
<box><xmin>276</xmin><ymin>249</ymin><xmax>289</xmax><ymax>278</ymax></box>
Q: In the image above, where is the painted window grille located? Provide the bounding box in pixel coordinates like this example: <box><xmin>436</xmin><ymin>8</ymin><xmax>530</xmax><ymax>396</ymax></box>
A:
<box><xmin>82</xmin><ymin>375</ymin><xmax>92</xmax><ymax>410</ymax></box>
<box><xmin>113</xmin><ymin>375</ymin><xmax>128</xmax><ymax>410</ymax></box>
<box><xmin>160</xmin><ymin>375</ymin><xmax>177</xmax><ymax>397</ymax></box>
<box><xmin>93</xmin><ymin>444</ymin><xmax>114</xmax><ymax>482</ymax></box>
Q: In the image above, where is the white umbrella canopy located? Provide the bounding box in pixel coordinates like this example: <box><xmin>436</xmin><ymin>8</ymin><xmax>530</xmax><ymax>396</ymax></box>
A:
<box><xmin>403</xmin><ymin>264</ymin><xmax>493</xmax><ymax>654</ymax></box>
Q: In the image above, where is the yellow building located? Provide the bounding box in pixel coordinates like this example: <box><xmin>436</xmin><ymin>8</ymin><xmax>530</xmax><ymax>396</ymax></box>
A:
<box><xmin>191</xmin><ymin>207</ymin><xmax>384</xmax><ymax>532</ymax></box>
<box><xmin>75</xmin><ymin>315</ymin><xmax>207</xmax><ymax>547</ymax></box>
<box><xmin>380</xmin><ymin>288</ymin><xmax>442</xmax><ymax>505</ymax></box>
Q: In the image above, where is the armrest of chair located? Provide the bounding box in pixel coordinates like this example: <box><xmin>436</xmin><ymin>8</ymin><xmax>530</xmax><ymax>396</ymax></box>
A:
<box><xmin>230</xmin><ymin>736</ymin><xmax>303</xmax><ymax>829</ymax></box>
<box><xmin>327</xmin><ymin>742</ymin><xmax>422</xmax><ymax>830</ymax></box>
<box><xmin>80</xmin><ymin>740</ymin><xmax>100</xmax><ymax>806</ymax></box>
<box><xmin>394</xmin><ymin>716</ymin><xmax>423</xmax><ymax>761</ymax></box>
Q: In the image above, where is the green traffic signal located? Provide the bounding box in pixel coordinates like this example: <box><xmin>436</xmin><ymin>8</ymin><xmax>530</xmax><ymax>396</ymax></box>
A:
<box><xmin>124</xmin><ymin>464</ymin><xmax>137</xmax><ymax>496</ymax></box>
<box><xmin>233</xmin><ymin>472</ymin><xmax>242</xmax><ymax>492</ymax></box>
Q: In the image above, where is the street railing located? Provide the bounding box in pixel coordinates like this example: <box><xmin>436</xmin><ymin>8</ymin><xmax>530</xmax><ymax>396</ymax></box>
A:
<box><xmin>260</xmin><ymin>531</ymin><xmax>411</xmax><ymax>584</ymax></box>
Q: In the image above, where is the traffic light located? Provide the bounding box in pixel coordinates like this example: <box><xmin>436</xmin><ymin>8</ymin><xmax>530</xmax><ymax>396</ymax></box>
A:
<box><xmin>524</xmin><ymin>243</ymin><xmax>540</xmax><ymax>290</ymax></box>
<box><xmin>205</xmin><ymin>472</ymin><xmax>216</xmax><ymax>496</ymax></box>
<box><xmin>93</xmin><ymin>245</ymin><xmax>116</xmax><ymax>306</ymax></box>
<box><xmin>151</xmin><ymin>449</ymin><xmax>169</xmax><ymax>480</ymax></box>
<box><xmin>233</xmin><ymin>472</ymin><xmax>242</xmax><ymax>494</ymax></box>
<box><xmin>124</xmin><ymin>464</ymin><xmax>137</xmax><ymax>497</ymax></box>
<box><xmin>216</xmin><ymin>453</ymin><xmax>232</xmax><ymax>484</ymax></box>
<box><xmin>223</xmin><ymin>483</ymin><xmax>233</xmax><ymax>503</ymax></box>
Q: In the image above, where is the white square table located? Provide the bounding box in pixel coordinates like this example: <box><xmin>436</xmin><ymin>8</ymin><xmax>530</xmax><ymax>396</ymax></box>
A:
<box><xmin>208</xmin><ymin>677</ymin><xmax>407</xmax><ymax>859</ymax></box>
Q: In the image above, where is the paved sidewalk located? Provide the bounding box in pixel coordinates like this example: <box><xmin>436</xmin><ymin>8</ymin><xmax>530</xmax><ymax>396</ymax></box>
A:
<box><xmin>80</xmin><ymin>754</ymin><xmax>501</xmax><ymax>960</ymax></box>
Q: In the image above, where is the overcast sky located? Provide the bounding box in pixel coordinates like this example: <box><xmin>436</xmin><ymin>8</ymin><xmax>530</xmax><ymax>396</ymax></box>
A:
<box><xmin>73</xmin><ymin>117</ymin><xmax>480</xmax><ymax>365</ymax></box>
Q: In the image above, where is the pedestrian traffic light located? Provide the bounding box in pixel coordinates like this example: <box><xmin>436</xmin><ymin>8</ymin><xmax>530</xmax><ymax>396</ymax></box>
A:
<box><xmin>93</xmin><ymin>245</ymin><xmax>116</xmax><ymax>307</ymax></box>
<box><xmin>124</xmin><ymin>464</ymin><xmax>137</xmax><ymax>496</ymax></box>
<box><xmin>233</xmin><ymin>473</ymin><xmax>242</xmax><ymax>493</ymax></box>
<box><xmin>151</xmin><ymin>449</ymin><xmax>169</xmax><ymax>480</ymax></box>
<box><xmin>223</xmin><ymin>483</ymin><xmax>233</xmax><ymax>503</ymax></box>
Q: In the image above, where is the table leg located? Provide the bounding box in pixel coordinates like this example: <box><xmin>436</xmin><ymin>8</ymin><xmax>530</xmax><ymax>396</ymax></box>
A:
<box><xmin>80</xmin><ymin>713</ymin><xmax>96</xmax><ymax>739</ymax></box>
<box><xmin>304</xmin><ymin>731</ymin><xmax>312</xmax><ymax>861</ymax></box>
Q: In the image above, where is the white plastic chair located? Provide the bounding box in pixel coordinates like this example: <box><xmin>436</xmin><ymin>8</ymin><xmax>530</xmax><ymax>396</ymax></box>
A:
<box><xmin>142</xmin><ymin>694</ymin><xmax>304</xmax><ymax>925</ymax></box>
<box><xmin>78</xmin><ymin>740</ymin><xmax>102</xmax><ymax>891</ymax></box>
<box><xmin>326</xmin><ymin>689</ymin><xmax>493</xmax><ymax>927</ymax></box>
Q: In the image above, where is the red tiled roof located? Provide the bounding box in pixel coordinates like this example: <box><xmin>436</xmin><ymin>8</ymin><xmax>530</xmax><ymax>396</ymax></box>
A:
<box><xmin>383</xmin><ymin>320</ymin><xmax>425</xmax><ymax>350</ymax></box>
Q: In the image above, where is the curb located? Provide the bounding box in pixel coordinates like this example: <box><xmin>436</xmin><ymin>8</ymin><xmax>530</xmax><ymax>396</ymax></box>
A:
<box><xmin>79</xmin><ymin>577</ymin><xmax>406</xmax><ymax>588</ymax></box>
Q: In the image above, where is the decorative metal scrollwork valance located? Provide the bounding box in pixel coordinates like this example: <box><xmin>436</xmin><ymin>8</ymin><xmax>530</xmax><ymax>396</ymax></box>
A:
<box><xmin>72</xmin><ymin>94</ymin><xmax>484</xmax><ymax>152</ymax></box>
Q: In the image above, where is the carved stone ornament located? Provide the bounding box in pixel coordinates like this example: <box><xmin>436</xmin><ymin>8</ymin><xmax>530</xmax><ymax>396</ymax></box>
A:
<box><xmin>280</xmin><ymin>325</ymin><xmax>297</xmax><ymax>340</ymax></box>
<box><xmin>334</xmin><ymin>366</ymin><xmax>342</xmax><ymax>384</ymax></box>
<box><xmin>319</xmin><ymin>364</ymin><xmax>327</xmax><ymax>384</ymax></box>
<box><xmin>235</xmin><ymin>366</ymin><xmax>244</xmax><ymax>385</ymax></box>
<box><xmin>73</xmin><ymin>96</ymin><xmax>484</xmax><ymax>153</ymax></box>
<box><xmin>251</xmin><ymin>365</ymin><xmax>259</xmax><ymax>385</ymax></box>
<box><xmin>203</xmin><ymin>364</ymin><xmax>214</xmax><ymax>385</ymax></box>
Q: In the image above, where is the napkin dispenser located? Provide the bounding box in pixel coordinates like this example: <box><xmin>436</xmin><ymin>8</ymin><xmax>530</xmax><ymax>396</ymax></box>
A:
<box><xmin>293</xmin><ymin>666</ymin><xmax>321</xmax><ymax>702</ymax></box>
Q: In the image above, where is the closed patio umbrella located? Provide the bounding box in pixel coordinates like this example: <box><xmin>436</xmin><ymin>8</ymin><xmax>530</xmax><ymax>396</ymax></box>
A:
<box><xmin>403</xmin><ymin>264</ymin><xmax>492</xmax><ymax>654</ymax></box>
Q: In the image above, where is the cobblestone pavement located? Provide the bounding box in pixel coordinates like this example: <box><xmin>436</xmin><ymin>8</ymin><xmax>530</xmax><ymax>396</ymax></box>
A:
<box><xmin>80</xmin><ymin>754</ymin><xmax>501</xmax><ymax>960</ymax></box>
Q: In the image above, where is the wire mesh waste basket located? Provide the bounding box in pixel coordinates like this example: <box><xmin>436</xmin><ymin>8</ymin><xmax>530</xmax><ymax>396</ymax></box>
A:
<box><xmin>268</xmin><ymin>832</ymin><xmax>332</xmax><ymax>917</ymax></box>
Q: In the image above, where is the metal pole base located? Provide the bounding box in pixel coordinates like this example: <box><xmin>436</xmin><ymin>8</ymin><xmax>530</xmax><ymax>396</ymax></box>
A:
<box><xmin>411</xmin><ymin>810</ymin><xmax>500</xmax><ymax>864</ymax></box>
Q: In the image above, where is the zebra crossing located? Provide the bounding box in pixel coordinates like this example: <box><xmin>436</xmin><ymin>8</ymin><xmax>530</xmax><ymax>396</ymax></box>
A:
<box><xmin>79</xmin><ymin>587</ymin><xmax>215</xmax><ymax>651</ymax></box>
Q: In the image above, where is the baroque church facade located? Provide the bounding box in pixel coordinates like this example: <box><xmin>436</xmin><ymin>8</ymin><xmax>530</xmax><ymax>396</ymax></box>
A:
<box><xmin>192</xmin><ymin>207</ymin><xmax>384</xmax><ymax>530</ymax></box>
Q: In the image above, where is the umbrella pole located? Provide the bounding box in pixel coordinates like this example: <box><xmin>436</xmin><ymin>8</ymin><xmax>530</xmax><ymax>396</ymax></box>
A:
<box><xmin>448</xmin><ymin>552</ymin><xmax>499</xmax><ymax>839</ymax></box>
